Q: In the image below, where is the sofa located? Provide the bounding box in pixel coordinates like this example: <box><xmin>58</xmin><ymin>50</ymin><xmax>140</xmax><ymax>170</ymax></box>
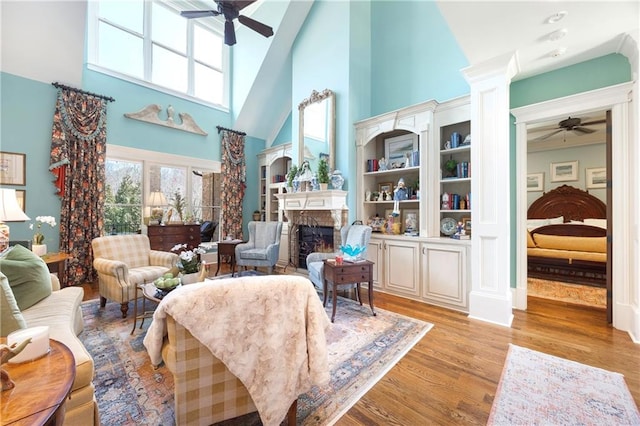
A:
<box><xmin>143</xmin><ymin>275</ymin><xmax>330</xmax><ymax>426</ymax></box>
<box><xmin>0</xmin><ymin>244</ymin><xmax>99</xmax><ymax>425</ymax></box>
<box><xmin>92</xmin><ymin>234</ymin><xmax>178</xmax><ymax>317</ymax></box>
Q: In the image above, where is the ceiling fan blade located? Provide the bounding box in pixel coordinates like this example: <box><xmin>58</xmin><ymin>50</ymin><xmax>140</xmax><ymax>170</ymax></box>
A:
<box><xmin>180</xmin><ymin>10</ymin><xmax>219</xmax><ymax>19</ymax></box>
<box><xmin>224</xmin><ymin>20</ymin><xmax>236</xmax><ymax>46</ymax></box>
<box><xmin>579</xmin><ymin>119</ymin><xmax>606</xmax><ymax>126</ymax></box>
<box><xmin>233</xmin><ymin>0</ymin><xmax>257</xmax><ymax>11</ymax></box>
<box><xmin>572</xmin><ymin>126</ymin><xmax>596</xmax><ymax>134</ymax></box>
<box><xmin>238</xmin><ymin>15</ymin><xmax>274</xmax><ymax>38</ymax></box>
<box><xmin>531</xmin><ymin>128</ymin><xmax>563</xmax><ymax>142</ymax></box>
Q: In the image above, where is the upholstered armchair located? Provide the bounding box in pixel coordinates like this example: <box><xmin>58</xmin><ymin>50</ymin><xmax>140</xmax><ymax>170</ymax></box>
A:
<box><xmin>234</xmin><ymin>221</ymin><xmax>283</xmax><ymax>275</ymax></box>
<box><xmin>306</xmin><ymin>224</ymin><xmax>373</xmax><ymax>290</ymax></box>
<box><xmin>92</xmin><ymin>234</ymin><xmax>178</xmax><ymax>317</ymax></box>
<box><xmin>143</xmin><ymin>275</ymin><xmax>330</xmax><ymax>425</ymax></box>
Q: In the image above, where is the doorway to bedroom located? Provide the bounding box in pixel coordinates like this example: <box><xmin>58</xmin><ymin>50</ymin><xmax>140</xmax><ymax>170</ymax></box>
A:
<box><xmin>524</xmin><ymin>109</ymin><xmax>609</xmax><ymax>313</ymax></box>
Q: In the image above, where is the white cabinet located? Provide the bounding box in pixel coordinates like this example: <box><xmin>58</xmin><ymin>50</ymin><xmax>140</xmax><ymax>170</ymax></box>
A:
<box><xmin>366</xmin><ymin>238</ymin><xmax>384</xmax><ymax>290</ymax></box>
<box><xmin>385</xmin><ymin>239</ymin><xmax>420</xmax><ymax>297</ymax></box>
<box><xmin>421</xmin><ymin>241</ymin><xmax>469</xmax><ymax>310</ymax></box>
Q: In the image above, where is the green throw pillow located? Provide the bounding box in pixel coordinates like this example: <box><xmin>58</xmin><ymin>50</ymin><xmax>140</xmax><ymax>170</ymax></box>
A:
<box><xmin>0</xmin><ymin>271</ymin><xmax>27</xmax><ymax>337</ymax></box>
<box><xmin>0</xmin><ymin>244</ymin><xmax>52</xmax><ymax>310</ymax></box>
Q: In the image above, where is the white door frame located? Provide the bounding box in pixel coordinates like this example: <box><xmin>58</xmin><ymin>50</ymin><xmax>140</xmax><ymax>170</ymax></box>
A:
<box><xmin>511</xmin><ymin>82</ymin><xmax>634</xmax><ymax>333</ymax></box>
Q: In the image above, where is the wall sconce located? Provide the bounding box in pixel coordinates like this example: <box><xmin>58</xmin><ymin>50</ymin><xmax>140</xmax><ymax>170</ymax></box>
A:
<box><xmin>148</xmin><ymin>191</ymin><xmax>168</xmax><ymax>225</ymax></box>
<box><xmin>0</xmin><ymin>188</ymin><xmax>30</xmax><ymax>252</ymax></box>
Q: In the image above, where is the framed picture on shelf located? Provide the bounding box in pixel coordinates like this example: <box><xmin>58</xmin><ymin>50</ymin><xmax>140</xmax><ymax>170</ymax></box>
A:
<box><xmin>402</xmin><ymin>209</ymin><xmax>419</xmax><ymax>233</ymax></box>
<box><xmin>527</xmin><ymin>173</ymin><xmax>544</xmax><ymax>191</ymax></box>
<box><xmin>378</xmin><ymin>182</ymin><xmax>393</xmax><ymax>199</ymax></box>
<box><xmin>586</xmin><ymin>167</ymin><xmax>606</xmax><ymax>189</ymax></box>
<box><xmin>550</xmin><ymin>160</ymin><xmax>578</xmax><ymax>182</ymax></box>
<box><xmin>15</xmin><ymin>189</ymin><xmax>25</xmax><ymax>211</ymax></box>
<box><xmin>462</xmin><ymin>217</ymin><xmax>471</xmax><ymax>234</ymax></box>
<box><xmin>0</xmin><ymin>151</ymin><xmax>26</xmax><ymax>185</ymax></box>
<box><xmin>384</xmin><ymin>134</ymin><xmax>418</xmax><ymax>169</ymax></box>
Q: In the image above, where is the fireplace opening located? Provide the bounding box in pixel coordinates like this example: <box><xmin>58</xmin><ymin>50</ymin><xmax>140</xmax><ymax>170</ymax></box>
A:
<box><xmin>298</xmin><ymin>225</ymin><xmax>334</xmax><ymax>269</ymax></box>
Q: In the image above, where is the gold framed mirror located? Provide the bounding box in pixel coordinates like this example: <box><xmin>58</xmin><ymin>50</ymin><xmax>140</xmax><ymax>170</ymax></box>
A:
<box><xmin>298</xmin><ymin>89</ymin><xmax>335</xmax><ymax>172</ymax></box>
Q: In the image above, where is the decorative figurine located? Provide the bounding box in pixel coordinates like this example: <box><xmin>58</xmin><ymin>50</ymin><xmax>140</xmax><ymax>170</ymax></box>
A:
<box><xmin>393</xmin><ymin>178</ymin><xmax>408</xmax><ymax>216</ymax></box>
<box><xmin>1</xmin><ymin>339</ymin><xmax>32</xmax><ymax>391</ymax></box>
<box><xmin>378</xmin><ymin>157</ymin><xmax>388</xmax><ymax>171</ymax></box>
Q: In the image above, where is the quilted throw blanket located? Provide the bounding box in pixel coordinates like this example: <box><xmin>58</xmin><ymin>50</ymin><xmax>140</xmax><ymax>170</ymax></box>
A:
<box><xmin>143</xmin><ymin>275</ymin><xmax>331</xmax><ymax>426</ymax></box>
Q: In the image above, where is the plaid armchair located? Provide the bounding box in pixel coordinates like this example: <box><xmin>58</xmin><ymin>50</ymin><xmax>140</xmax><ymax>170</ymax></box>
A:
<box><xmin>92</xmin><ymin>234</ymin><xmax>178</xmax><ymax>317</ymax></box>
<box><xmin>234</xmin><ymin>221</ymin><xmax>283</xmax><ymax>274</ymax></box>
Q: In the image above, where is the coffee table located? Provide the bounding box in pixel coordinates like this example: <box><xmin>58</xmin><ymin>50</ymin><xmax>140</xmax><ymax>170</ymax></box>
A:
<box><xmin>322</xmin><ymin>259</ymin><xmax>376</xmax><ymax>322</ymax></box>
<box><xmin>0</xmin><ymin>338</ymin><xmax>75</xmax><ymax>425</ymax></box>
<box><xmin>131</xmin><ymin>283</ymin><xmax>162</xmax><ymax>334</ymax></box>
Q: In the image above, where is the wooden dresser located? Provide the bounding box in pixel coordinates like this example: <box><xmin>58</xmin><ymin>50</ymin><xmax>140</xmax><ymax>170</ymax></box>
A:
<box><xmin>147</xmin><ymin>224</ymin><xmax>201</xmax><ymax>252</ymax></box>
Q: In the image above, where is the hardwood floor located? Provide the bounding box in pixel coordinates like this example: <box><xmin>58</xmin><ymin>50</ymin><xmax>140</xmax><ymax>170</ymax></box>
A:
<box><xmin>81</xmin><ymin>269</ymin><xmax>640</xmax><ymax>425</ymax></box>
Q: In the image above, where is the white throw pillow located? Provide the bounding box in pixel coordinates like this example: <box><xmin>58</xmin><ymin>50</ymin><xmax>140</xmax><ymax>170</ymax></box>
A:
<box><xmin>584</xmin><ymin>218</ymin><xmax>607</xmax><ymax>229</ymax></box>
<box><xmin>548</xmin><ymin>216</ymin><xmax>564</xmax><ymax>225</ymax></box>
<box><xmin>526</xmin><ymin>219</ymin><xmax>549</xmax><ymax>231</ymax></box>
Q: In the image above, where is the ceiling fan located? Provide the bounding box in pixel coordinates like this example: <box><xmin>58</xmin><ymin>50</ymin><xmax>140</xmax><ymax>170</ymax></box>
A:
<box><xmin>531</xmin><ymin>116</ymin><xmax>606</xmax><ymax>142</ymax></box>
<box><xmin>180</xmin><ymin>1</ymin><xmax>273</xmax><ymax>46</ymax></box>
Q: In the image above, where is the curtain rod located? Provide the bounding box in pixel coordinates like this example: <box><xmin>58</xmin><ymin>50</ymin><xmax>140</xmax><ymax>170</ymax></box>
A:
<box><xmin>216</xmin><ymin>125</ymin><xmax>246</xmax><ymax>136</ymax></box>
<box><xmin>51</xmin><ymin>82</ymin><xmax>115</xmax><ymax>103</ymax></box>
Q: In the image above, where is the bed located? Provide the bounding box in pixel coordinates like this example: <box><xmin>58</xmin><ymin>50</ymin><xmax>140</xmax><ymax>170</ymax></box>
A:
<box><xmin>527</xmin><ymin>185</ymin><xmax>608</xmax><ymax>288</ymax></box>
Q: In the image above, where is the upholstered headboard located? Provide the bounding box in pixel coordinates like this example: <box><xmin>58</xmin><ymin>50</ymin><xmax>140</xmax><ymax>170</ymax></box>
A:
<box><xmin>527</xmin><ymin>185</ymin><xmax>607</xmax><ymax>222</ymax></box>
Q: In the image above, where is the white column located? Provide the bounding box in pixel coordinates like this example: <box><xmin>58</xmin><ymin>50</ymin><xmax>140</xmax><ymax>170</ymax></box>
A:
<box><xmin>462</xmin><ymin>52</ymin><xmax>518</xmax><ymax>326</ymax></box>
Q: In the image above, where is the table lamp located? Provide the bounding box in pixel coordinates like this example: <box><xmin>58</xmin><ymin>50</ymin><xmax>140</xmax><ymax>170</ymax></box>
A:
<box><xmin>0</xmin><ymin>188</ymin><xmax>30</xmax><ymax>252</ymax></box>
<box><xmin>148</xmin><ymin>191</ymin><xmax>168</xmax><ymax>225</ymax></box>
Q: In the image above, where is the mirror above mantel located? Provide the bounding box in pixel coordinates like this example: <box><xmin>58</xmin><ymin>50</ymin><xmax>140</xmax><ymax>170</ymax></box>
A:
<box><xmin>298</xmin><ymin>89</ymin><xmax>335</xmax><ymax>172</ymax></box>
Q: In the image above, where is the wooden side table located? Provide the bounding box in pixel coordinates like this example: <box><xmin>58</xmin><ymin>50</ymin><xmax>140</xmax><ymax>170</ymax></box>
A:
<box><xmin>131</xmin><ymin>283</ymin><xmax>162</xmax><ymax>335</ymax></box>
<box><xmin>42</xmin><ymin>253</ymin><xmax>72</xmax><ymax>288</ymax></box>
<box><xmin>0</xmin><ymin>339</ymin><xmax>76</xmax><ymax>425</ymax></box>
<box><xmin>322</xmin><ymin>259</ymin><xmax>376</xmax><ymax>322</ymax></box>
<box><xmin>216</xmin><ymin>240</ymin><xmax>243</xmax><ymax>276</ymax></box>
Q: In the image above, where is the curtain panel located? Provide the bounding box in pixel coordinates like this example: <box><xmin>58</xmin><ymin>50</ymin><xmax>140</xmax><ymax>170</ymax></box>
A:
<box><xmin>50</xmin><ymin>89</ymin><xmax>107</xmax><ymax>286</ymax></box>
<box><xmin>220</xmin><ymin>130</ymin><xmax>246</xmax><ymax>240</ymax></box>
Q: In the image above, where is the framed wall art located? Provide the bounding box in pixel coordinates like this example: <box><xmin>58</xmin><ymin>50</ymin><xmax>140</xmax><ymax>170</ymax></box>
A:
<box><xmin>384</xmin><ymin>134</ymin><xmax>418</xmax><ymax>169</ymax></box>
<box><xmin>550</xmin><ymin>160</ymin><xmax>578</xmax><ymax>182</ymax></box>
<box><xmin>527</xmin><ymin>173</ymin><xmax>544</xmax><ymax>191</ymax></box>
<box><xmin>0</xmin><ymin>151</ymin><xmax>26</xmax><ymax>185</ymax></box>
<box><xmin>586</xmin><ymin>167</ymin><xmax>606</xmax><ymax>189</ymax></box>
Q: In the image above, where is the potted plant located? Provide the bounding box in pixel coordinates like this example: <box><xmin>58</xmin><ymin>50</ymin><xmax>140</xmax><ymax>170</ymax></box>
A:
<box><xmin>287</xmin><ymin>165</ymin><xmax>298</xmax><ymax>192</ymax></box>
<box><xmin>317</xmin><ymin>158</ymin><xmax>330</xmax><ymax>190</ymax></box>
<box><xmin>170</xmin><ymin>189</ymin><xmax>186</xmax><ymax>222</ymax></box>
<box><xmin>253</xmin><ymin>210</ymin><xmax>261</xmax><ymax>221</ymax></box>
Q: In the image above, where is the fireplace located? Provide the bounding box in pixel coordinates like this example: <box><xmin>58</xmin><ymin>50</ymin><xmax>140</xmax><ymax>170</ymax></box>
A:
<box><xmin>275</xmin><ymin>190</ymin><xmax>348</xmax><ymax>270</ymax></box>
<box><xmin>298</xmin><ymin>224</ymin><xmax>334</xmax><ymax>268</ymax></box>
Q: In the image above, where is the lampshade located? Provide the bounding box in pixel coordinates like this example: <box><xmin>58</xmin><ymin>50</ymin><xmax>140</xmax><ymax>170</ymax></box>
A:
<box><xmin>148</xmin><ymin>191</ymin><xmax>168</xmax><ymax>206</ymax></box>
<box><xmin>0</xmin><ymin>188</ymin><xmax>30</xmax><ymax>252</ymax></box>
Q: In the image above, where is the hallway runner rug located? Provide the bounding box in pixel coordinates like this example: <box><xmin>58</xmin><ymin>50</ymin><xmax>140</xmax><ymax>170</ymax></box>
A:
<box><xmin>488</xmin><ymin>344</ymin><xmax>640</xmax><ymax>425</ymax></box>
<box><xmin>80</xmin><ymin>295</ymin><xmax>432</xmax><ymax>425</ymax></box>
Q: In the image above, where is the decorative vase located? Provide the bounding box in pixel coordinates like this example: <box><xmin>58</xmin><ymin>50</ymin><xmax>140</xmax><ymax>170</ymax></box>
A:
<box><xmin>330</xmin><ymin>170</ymin><xmax>345</xmax><ymax>190</ymax></box>
<box><xmin>32</xmin><ymin>244</ymin><xmax>47</xmax><ymax>256</ymax></box>
<box><xmin>179</xmin><ymin>272</ymin><xmax>200</xmax><ymax>285</ymax></box>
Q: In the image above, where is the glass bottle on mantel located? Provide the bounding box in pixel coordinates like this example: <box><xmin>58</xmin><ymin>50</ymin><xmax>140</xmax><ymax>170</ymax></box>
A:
<box><xmin>330</xmin><ymin>170</ymin><xmax>344</xmax><ymax>190</ymax></box>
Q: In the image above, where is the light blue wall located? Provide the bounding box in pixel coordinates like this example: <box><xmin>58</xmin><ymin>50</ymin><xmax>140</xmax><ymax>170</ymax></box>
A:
<box><xmin>370</xmin><ymin>0</ymin><xmax>469</xmax><ymax>115</ymax></box>
<box><xmin>0</xmin><ymin>73</ymin><xmax>62</xmax><ymax>248</ymax></box>
<box><xmin>272</xmin><ymin>113</ymin><xmax>293</xmax><ymax>146</ymax></box>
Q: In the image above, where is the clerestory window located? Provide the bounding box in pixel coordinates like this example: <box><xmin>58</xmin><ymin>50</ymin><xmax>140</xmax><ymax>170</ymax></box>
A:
<box><xmin>87</xmin><ymin>0</ymin><xmax>227</xmax><ymax>108</ymax></box>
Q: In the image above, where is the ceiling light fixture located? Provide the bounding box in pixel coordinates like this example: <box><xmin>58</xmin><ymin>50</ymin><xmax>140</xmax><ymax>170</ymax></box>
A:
<box><xmin>549</xmin><ymin>47</ymin><xmax>567</xmax><ymax>58</ymax></box>
<box><xmin>546</xmin><ymin>11</ymin><xmax>568</xmax><ymax>24</ymax></box>
<box><xmin>547</xmin><ymin>28</ymin><xmax>568</xmax><ymax>42</ymax></box>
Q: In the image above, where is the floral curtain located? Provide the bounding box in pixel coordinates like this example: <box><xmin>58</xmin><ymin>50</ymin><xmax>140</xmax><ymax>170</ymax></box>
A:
<box><xmin>220</xmin><ymin>129</ymin><xmax>246</xmax><ymax>240</ymax></box>
<box><xmin>50</xmin><ymin>89</ymin><xmax>108</xmax><ymax>286</ymax></box>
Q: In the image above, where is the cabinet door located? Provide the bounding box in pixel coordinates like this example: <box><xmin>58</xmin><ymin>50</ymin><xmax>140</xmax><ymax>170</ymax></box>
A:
<box><xmin>421</xmin><ymin>243</ymin><xmax>467</xmax><ymax>310</ymax></box>
<box><xmin>384</xmin><ymin>240</ymin><xmax>420</xmax><ymax>296</ymax></box>
<box><xmin>366</xmin><ymin>239</ymin><xmax>383</xmax><ymax>290</ymax></box>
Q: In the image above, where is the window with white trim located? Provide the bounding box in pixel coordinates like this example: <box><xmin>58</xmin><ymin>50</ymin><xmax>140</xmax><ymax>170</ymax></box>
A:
<box><xmin>88</xmin><ymin>0</ymin><xmax>227</xmax><ymax>107</ymax></box>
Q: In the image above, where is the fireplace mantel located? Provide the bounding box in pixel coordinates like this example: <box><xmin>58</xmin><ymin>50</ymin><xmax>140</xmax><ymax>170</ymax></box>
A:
<box><xmin>276</xmin><ymin>190</ymin><xmax>348</xmax><ymax>229</ymax></box>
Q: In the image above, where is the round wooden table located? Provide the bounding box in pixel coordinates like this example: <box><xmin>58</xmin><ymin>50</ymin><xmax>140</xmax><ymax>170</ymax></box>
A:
<box><xmin>0</xmin><ymin>338</ymin><xmax>76</xmax><ymax>425</ymax></box>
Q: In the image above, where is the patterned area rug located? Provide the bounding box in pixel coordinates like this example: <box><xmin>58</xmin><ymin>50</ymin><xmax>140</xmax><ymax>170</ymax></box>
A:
<box><xmin>488</xmin><ymin>344</ymin><xmax>640</xmax><ymax>425</ymax></box>
<box><xmin>527</xmin><ymin>277</ymin><xmax>606</xmax><ymax>308</ymax></box>
<box><xmin>80</xmin><ymin>292</ymin><xmax>432</xmax><ymax>425</ymax></box>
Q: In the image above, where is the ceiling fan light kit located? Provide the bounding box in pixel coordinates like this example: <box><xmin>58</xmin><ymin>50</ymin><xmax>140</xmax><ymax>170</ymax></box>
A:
<box><xmin>181</xmin><ymin>0</ymin><xmax>273</xmax><ymax>46</ymax></box>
